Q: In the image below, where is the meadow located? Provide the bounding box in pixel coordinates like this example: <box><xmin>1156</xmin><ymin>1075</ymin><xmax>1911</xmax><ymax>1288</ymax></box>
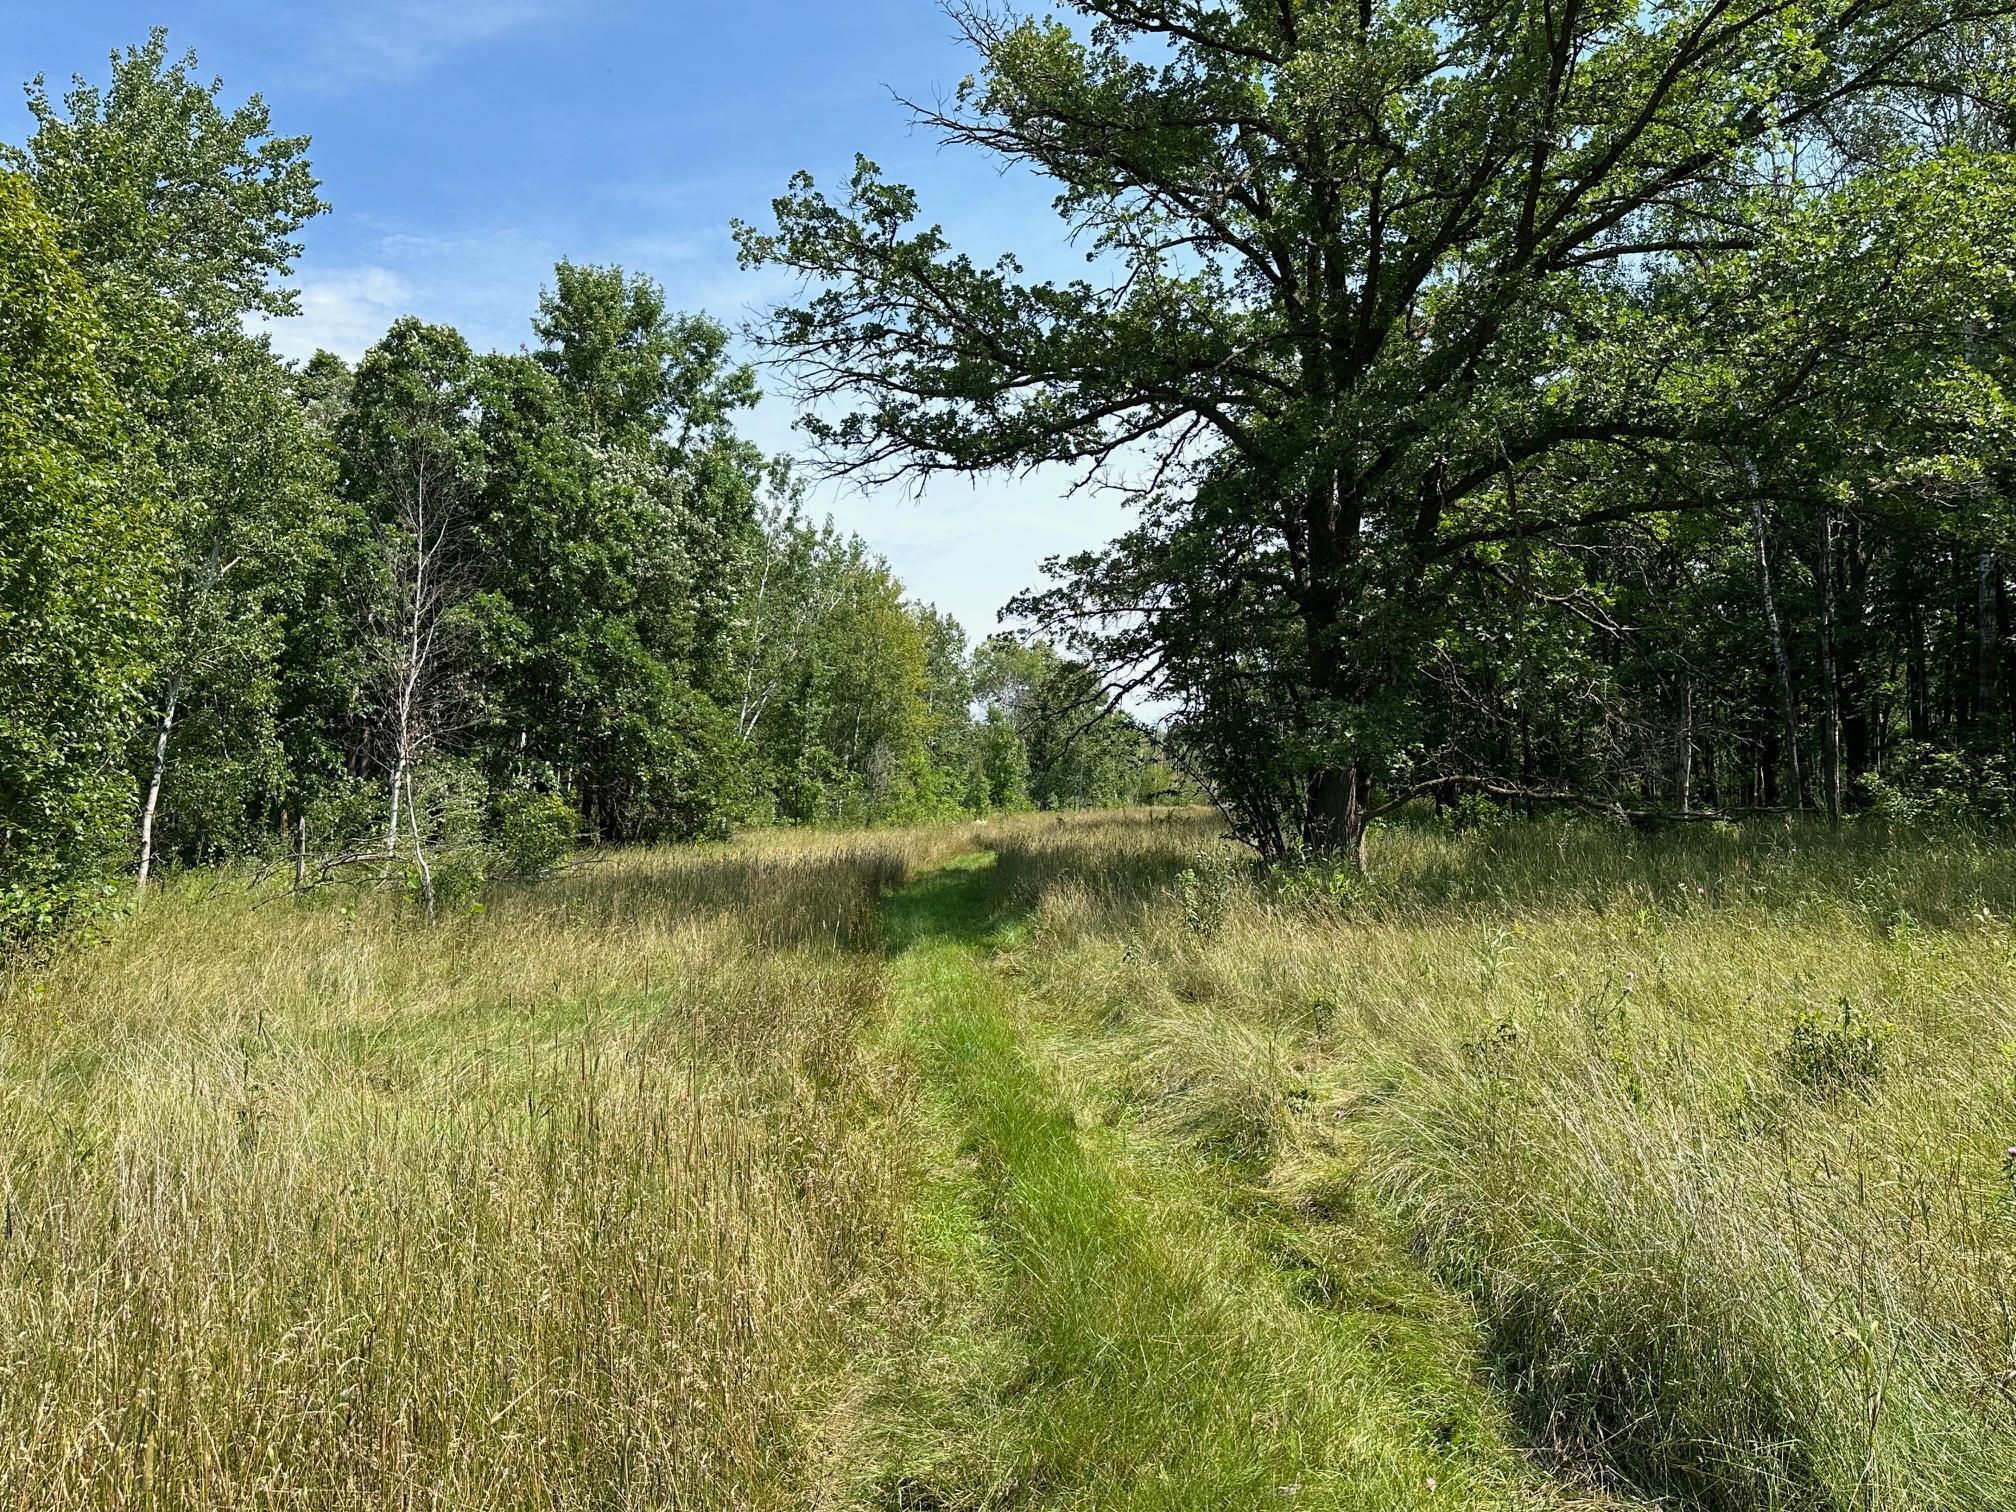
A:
<box><xmin>0</xmin><ymin>829</ymin><xmax>973</xmax><ymax>1507</ymax></box>
<box><xmin>3</xmin><ymin>811</ymin><xmax>2014</xmax><ymax>1508</ymax></box>
<box><xmin>994</xmin><ymin>813</ymin><xmax>2016</xmax><ymax>1510</ymax></box>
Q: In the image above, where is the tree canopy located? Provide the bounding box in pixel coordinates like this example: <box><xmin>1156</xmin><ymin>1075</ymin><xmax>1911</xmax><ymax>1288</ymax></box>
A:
<box><xmin>0</xmin><ymin>32</ymin><xmax>1165</xmax><ymax>944</ymax></box>
<box><xmin>741</xmin><ymin>0</ymin><xmax>2016</xmax><ymax>860</ymax></box>
<box><xmin>0</xmin><ymin>171</ymin><xmax>158</xmax><ymax>942</ymax></box>
<box><xmin>15</xmin><ymin>11</ymin><xmax>2016</xmax><ymax>939</ymax></box>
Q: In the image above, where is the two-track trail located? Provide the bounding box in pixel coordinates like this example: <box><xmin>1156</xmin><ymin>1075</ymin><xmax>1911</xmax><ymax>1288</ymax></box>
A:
<box><xmin>873</xmin><ymin>851</ymin><xmax>1608</xmax><ymax>1512</ymax></box>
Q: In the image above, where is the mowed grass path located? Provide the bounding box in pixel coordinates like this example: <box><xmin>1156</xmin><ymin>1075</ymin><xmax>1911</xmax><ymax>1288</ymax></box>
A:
<box><xmin>879</xmin><ymin>851</ymin><xmax>1601</xmax><ymax>1511</ymax></box>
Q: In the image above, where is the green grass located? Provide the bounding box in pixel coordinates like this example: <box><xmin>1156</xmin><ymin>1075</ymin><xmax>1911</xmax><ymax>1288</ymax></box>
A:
<box><xmin>992</xmin><ymin>812</ymin><xmax>2016</xmax><ymax>1511</ymax></box>
<box><xmin>873</xmin><ymin>849</ymin><xmax>1602</xmax><ymax>1510</ymax></box>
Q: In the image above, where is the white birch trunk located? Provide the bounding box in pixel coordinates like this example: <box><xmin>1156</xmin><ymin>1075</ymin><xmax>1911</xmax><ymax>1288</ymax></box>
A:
<box><xmin>135</xmin><ymin>670</ymin><xmax>183</xmax><ymax>898</ymax></box>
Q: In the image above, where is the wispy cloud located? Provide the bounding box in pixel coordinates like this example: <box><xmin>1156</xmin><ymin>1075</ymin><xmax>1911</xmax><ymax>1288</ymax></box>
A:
<box><xmin>254</xmin><ymin>266</ymin><xmax>416</xmax><ymax>364</ymax></box>
<box><xmin>307</xmin><ymin>0</ymin><xmax>575</xmax><ymax>89</ymax></box>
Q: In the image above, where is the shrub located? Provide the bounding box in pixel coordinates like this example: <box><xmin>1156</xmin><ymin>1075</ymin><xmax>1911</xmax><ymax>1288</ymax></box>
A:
<box><xmin>1270</xmin><ymin>859</ymin><xmax>1369</xmax><ymax>911</ymax></box>
<box><xmin>1779</xmin><ymin>997</ymin><xmax>1893</xmax><ymax>1096</ymax></box>
<box><xmin>1862</xmin><ymin>744</ymin><xmax>2016</xmax><ymax>826</ymax></box>
<box><xmin>495</xmin><ymin>791</ymin><xmax>580</xmax><ymax>880</ymax></box>
<box><xmin>299</xmin><ymin>779</ymin><xmax>388</xmax><ymax>854</ymax></box>
<box><xmin>1445</xmin><ymin>792</ymin><xmax>1510</xmax><ymax>832</ymax></box>
<box><xmin>420</xmin><ymin>848</ymin><xmax>489</xmax><ymax>915</ymax></box>
<box><xmin>1173</xmin><ymin>849</ymin><xmax>1241</xmax><ymax>936</ymax></box>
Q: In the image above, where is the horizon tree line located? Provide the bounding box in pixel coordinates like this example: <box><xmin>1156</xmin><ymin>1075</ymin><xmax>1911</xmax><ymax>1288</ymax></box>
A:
<box><xmin>0</xmin><ymin>33</ymin><xmax>1174</xmax><ymax>946</ymax></box>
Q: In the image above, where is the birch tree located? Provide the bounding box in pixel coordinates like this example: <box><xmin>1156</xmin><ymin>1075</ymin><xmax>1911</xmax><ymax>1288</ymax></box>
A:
<box><xmin>135</xmin><ymin>337</ymin><xmax>332</xmax><ymax>892</ymax></box>
<box><xmin>338</xmin><ymin>321</ymin><xmax>481</xmax><ymax>872</ymax></box>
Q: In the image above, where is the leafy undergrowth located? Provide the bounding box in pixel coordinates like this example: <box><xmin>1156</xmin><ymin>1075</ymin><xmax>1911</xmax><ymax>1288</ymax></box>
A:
<box><xmin>992</xmin><ymin>812</ymin><xmax>2016</xmax><ymax>1511</ymax></box>
<box><xmin>868</xmin><ymin>848</ymin><xmax>1614</xmax><ymax>1511</ymax></box>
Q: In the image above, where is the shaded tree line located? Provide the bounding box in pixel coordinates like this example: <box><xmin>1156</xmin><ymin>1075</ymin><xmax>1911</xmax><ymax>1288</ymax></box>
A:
<box><xmin>741</xmin><ymin>0</ymin><xmax>2016</xmax><ymax>864</ymax></box>
<box><xmin>0</xmin><ymin>34</ymin><xmax>1167</xmax><ymax>945</ymax></box>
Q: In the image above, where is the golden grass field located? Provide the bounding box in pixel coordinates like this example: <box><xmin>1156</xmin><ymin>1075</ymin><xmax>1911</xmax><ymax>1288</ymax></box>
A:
<box><xmin>0</xmin><ymin>828</ymin><xmax>972</xmax><ymax>1507</ymax></box>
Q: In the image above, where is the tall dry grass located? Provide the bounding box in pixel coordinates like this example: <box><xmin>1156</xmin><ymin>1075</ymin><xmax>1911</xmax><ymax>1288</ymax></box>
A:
<box><xmin>0</xmin><ymin>826</ymin><xmax>974</xmax><ymax>1509</ymax></box>
<box><xmin>993</xmin><ymin>812</ymin><xmax>2016</xmax><ymax>1511</ymax></box>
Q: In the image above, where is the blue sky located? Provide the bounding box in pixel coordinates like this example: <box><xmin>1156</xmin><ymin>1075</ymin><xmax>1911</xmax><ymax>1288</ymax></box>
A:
<box><xmin>0</xmin><ymin>0</ymin><xmax>1133</xmax><ymax>645</ymax></box>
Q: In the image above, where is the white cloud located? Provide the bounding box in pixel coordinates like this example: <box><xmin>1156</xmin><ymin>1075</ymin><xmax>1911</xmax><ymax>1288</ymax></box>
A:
<box><xmin>307</xmin><ymin>0</ymin><xmax>575</xmax><ymax>89</ymax></box>
<box><xmin>254</xmin><ymin>266</ymin><xmax>416</xmax><ymax>364</ymax></box>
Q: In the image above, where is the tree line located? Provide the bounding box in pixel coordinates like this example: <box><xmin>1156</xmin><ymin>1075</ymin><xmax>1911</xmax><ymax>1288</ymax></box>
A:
<box><xmin>0</xmin><ymin>34</ymin><xmax>1172</xmax><ymax>945</ymax></box>
<box><xmin>740</xmin><ymin>0</ymin><xmax>2016</xmax><ymax>864</ymax></box>
<box><xmin>16</xmin><ymin>3</ymin><xmax>2016</xmax><ymax>941</ymax></box>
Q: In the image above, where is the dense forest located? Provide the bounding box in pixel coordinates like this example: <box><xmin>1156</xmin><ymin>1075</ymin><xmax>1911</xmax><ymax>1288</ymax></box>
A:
<box><xmin>0</xmin><ymin>34</ymin><xmax>1173</xmax><ymax>946</ymax></box>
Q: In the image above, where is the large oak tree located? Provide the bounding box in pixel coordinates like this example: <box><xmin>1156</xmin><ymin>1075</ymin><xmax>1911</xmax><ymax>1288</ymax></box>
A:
<box><xmin>740</xmin><ymin>0</ymin><xmax>2016</xmax><ymax>860</ymax></box>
